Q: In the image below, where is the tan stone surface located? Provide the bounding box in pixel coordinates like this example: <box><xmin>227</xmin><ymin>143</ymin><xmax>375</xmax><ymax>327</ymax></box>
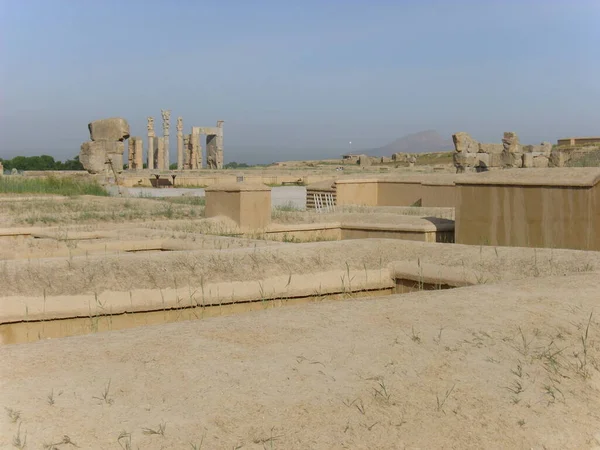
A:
<box><xmin>88</xmin><ymin>117</ymin><xmax>130</xmax><ymax>141</ymax></box>
<box><xmin>79</xmin><ymin>141</ymin><xmax>106</xmax><ymax>174</ymax></box>
<box><xmin>1</xmin><ymin>273</ymin><xmax>599</xmax><ymax>449</ymax></box>
<box><xmin>456</xmin><ymin>175</ymin><xmax>600</xmax><ymax>250</ymax></box>
<box><xmin>205</xmin><ymin>183</ymin><xmax>271</xmax><ymax>229</ymax></box>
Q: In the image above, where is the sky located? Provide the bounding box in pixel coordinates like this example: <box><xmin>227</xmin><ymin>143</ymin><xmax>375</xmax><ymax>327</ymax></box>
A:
<box><xmin>1</xmin><ymin>0</ymin><xmax>599</xmax><ymax>164</ymax></box>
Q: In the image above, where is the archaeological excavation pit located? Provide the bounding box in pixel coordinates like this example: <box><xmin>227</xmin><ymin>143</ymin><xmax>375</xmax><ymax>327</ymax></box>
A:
<box><xmin>2</xmin><ymin>229</ymin><xmax>599</xmax><ymax>344</ymax></box>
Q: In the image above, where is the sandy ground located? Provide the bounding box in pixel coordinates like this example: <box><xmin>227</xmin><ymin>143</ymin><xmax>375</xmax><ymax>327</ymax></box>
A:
<box><xmin>1</xmin><ymin>273</ymin><xmax>599</xmax><ymax>449</ymax></box>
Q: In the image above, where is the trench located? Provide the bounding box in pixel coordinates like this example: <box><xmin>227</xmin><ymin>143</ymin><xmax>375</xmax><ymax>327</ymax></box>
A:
<box><xmin>0</xmin><ymin>287</ymin><xmax>394</xmax><ymax>345</ymax></box>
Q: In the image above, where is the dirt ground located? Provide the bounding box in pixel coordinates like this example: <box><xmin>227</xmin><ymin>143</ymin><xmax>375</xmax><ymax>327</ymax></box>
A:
<box><xmin>1</xmin><ymin>273</ymin><xmax>599</xmax><ymax>449</ymax></box>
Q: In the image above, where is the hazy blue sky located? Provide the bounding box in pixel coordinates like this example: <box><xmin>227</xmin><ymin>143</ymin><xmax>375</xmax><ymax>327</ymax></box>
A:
<box><xmin>1</xmin><ymin>0</ymin><xmax>599</xmax><ymax>163</ymax></box>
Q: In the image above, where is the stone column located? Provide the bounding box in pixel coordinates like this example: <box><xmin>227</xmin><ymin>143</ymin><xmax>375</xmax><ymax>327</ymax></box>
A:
<box><xmin>147</xmin><ymin>117</ymin><xmax>155</xmax><ymax>170</ymax></box>
<box><xmin>191</xmin><ymin>127</ymin><xmax>201</xmax><ymax>169</ymax></box>
<box><xmin>183</xmin><ymin>135</ymin><xmax>191</xmax><ymax>169</ymax></box>
<box><xmin>161</xmin><ymin>109</ymin><xmax>171</xmax><ymax>170</ymax></box>
<box><xmin>129</xmin><ymin>137</ymin><xmax>144</xmax><ymax>170</ymax></box>
<box><xmin>216</xmin><ymin>120</ymin><xmax>224</xmax><ymax>169</ymax></box>
<box><xmin>156</xmin><ymin>137</ymin><xmax>165</xmax><ymax>170</ymax></box>
<box><xmin>176</xmin><ymin>117</ymin><xmax>184</xmax><ymax>170</ymax></box>
<box><xmin>127</xmin><ymin>139</ymin><xmax>134</xmax><ymax>170</ymax></box>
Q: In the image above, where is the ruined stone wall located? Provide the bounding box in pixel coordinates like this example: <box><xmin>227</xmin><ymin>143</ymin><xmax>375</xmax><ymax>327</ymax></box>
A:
<box><xmin>80</xmin><ymin>118</ymin><xmax>130</xmax><ymax>174</ymax></box>
<box><xmin>452</xmin><ymin>131</ymin><xmax>553</xmax><ymax>173</ymax></box>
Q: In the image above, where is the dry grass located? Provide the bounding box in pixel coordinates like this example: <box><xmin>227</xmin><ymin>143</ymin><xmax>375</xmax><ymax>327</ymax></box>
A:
<box><xmin>0</xmin><ymin>196</ymin><xmax>206</xmax><ymax>226</ymax></box>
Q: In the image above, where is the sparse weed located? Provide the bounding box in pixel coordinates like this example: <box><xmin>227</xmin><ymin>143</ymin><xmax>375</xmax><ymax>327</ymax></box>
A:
<box><xmin>373</xmin><ymin>380</ymin><xmax>392</xmax><ymax>404</ymax></box>
<box><xmin>142</xmin><ymin>421</ymin><xmax>166</xmax><ymax>436</ymax></box>
<box><xmin>5</xmin><ymin>406</ymin><xmax>21</xmax><ymax>423</ymax></box>
<box><xmin>117</xmin><ymin>431</ymin><xmax>132</xmax><ymax>450</ymax></box>
<box><xmin>47</xmin><ymin>389</ymin><xmax>55</xmax><ymax>406</ymax></box>
<box><xmin>93</xmin><ymin>379</ymin><xmax>113</xmax><ymax>405</ymax></box>
<box><xmin>436</xmin><ymin>384</ymin><xmax>456</xmax><ymax>413</ymax></box>
<box><xmin>12</xmin><ymin>422</ymin><xmax>27</xmax><ymax>449</ymax></box>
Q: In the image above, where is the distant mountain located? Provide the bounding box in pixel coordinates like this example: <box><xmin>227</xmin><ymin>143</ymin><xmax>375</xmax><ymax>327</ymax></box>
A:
<box><xmin>362</xmin><ymin>130</ymin><xmax>454</xmax><ymax>156</ymax></box>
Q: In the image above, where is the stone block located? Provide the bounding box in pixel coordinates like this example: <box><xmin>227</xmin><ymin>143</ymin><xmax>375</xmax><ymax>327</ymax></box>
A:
<box><xmin>478</xmin><ymin>143</ymin><xmax>504</xmax><ymax>154</ymax></box>
<box><xmin>488</xmin><ymin>152</ymin><xmax>503</xmax><ymax>167</ymax></box>
<box><xmin>502</xmin><ymin>151</ymin><xmax>523</xmax><ymax>168</ymax></box>
<box><xmin>502</xmin><ymin>131</ymin><xmax>521</xmax><ymax>153</ymax></box>
<box><xmin>79</xmin><ymin>141</ymin><xmax>107</xmax><ymax>174</ymax></box>
<box><xmin>205</xmin><ymin>182</ymin><xmax>271</xmax><ymax>230</ymax></box>
<box><xmin>522</xmin><ymin>153</ymin><xmax>534</xmax><ymax>168</ymax></box>
<box><xmin>358</xmin><ymin>155</ymin><xmax>372</xmax><ymax>167</ymax></box>
<box><xmin>532</xmin><ymin>154</ymin><xmax>549</xmax><ymax>168</ymax></box>
<box><xmin>540</xmin><ymin>142</ymin><xmax>552</xmax><ymax>155</ymax></box>
<box><xmin>476</xmin><ymin>152</ymin><xmax>490</xmax><ymax>169</ymax></box>
<box><xmin>88</xmin><ymin>118</ymin><xmax>130</xmax><ymax>141</ymax></box>
<box><xmin>452</xmin><ymin>132</ymin><xmax>478</xmax><ymax>153</ymax></box>
<box><xmin>550</xmin><ymin>150</ymin><xmax>567</xmax><ymax>167</ymax></box>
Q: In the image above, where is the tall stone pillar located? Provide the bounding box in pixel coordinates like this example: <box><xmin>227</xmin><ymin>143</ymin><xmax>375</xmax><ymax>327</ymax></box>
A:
<box><xmin>161</xmin><ymin>109</ymin><xmax>171</xmax><ymax>170</ymax></box>
<box><xmin>131</xmin><ymin>137</ymin><xmax>143</xmax><ymax>170</ymax></box>
<box><xmin>127</xmin><ymin>139</ymin><xmax>134</xmax><ymax>170</ymax></box>
<box><xmin>155</xmin><ymin>137</ymin><xmax>165</xmax><ymax>170</ymax></box>
<box><xmin>176</xmin><ymin>117</ymin><xmax>184</xmax><ymax>170</ymax></box>
<box><xmin>216</xmin><ymin>120</ymin><xmax>224</xmax><ymax>169</ymax></box>
<box><xmin>183</xmin><ymin>135</ymin><xmax>191</xmax><ymax>169</ymax></box>
<box><xmin>191</xmin><ymin>127</ymin><xmax>201</xmax><ymax>169</ymax></box>
<box><xmin>147</xmin><ymin>117</ymin><xmax>155</xmax><ymax>170</ymax></box>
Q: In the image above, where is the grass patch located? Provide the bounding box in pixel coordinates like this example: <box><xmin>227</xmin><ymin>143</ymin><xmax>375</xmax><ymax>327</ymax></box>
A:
<box><xmin>0</xmin><ymin>175</ymin><xmax>108</xmax><ymax>196</ymax></box>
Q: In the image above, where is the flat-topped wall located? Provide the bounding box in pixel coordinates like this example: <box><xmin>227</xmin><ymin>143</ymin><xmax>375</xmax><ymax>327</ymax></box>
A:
<box><xmin>455</xmin><ymin>168</ymin><xmax>600</xmax><ymax>250</ymax></box>
<box><xmin>377</xmin><ymin>181</ymin><xmax>423</xmax><ymax>206</ymax></box>
<box><xmin>335</xmin><ymin>176</ymin><xmax>457</xmax><ymax>208</ymax></box>
<box><xmin>121</xmin><ymin>173</ymin><xmax>334</xmax><ymax>188</ymax></box>
<box><xmin>557</xmin><ymin>137</ymin><xmax>600</xmax><ymax>147</ymax></box>
<box><xmin>335</xmin><ymin>179</ymin><xmax>379</xmax><ymax>206</ymax></box>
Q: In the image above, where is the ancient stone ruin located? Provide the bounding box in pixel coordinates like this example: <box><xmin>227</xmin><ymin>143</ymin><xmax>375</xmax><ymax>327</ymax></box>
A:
<box><xmin>127</xmin><ymin>137</ymin><xmax>143</xmax><ymax>170</ymax></box>
<box><xmin>80</xmin><ymin>114</ymin><xmax>225</xmax><ymax>173</ymax></box>
<box><xmin>452</xmin><ymin>131</ymin><xmax>553</xmax><ymax>173</ymax></box>
<box><xmin>146</xmin><ymin>115</ymin><xmax>224</xmax><ymax>170</ymax></box>
<box><xmin>80</xmin><ymin>118</ymin><xmax>130</xmax><ymax>174</ymax></box>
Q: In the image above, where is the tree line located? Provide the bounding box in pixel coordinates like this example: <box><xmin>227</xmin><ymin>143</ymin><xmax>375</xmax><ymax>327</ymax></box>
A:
<box><xmin>0</xmin><ymin>155</ymin><xmax>83</xmax><ymax>171</ymax></box>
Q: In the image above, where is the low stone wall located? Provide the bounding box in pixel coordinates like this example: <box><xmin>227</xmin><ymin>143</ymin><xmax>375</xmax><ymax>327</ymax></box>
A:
<box><xmin>0</xmin><ymin>269</ymin><xmax>394</xmax><ymax>344</ymax></box>
<box><xmin>421</xmin><ymin>182</ymin><xmax>456</xmax><ymax>207</ymax></box>
<box><xmin>334</xmin><ymin>176</ymin><xmax>458</xmax><ymax>208</ymax></box>
<box><xmin>250</xmin><ymin>217</ymin><xmax>455</xmax><ymax>243</ymax></box>
<box><xmin>120</xmin><ymin>172</ymin><xmax>334</xmax><ymax>188</ymax></box>
<box><xmin>335</xmin><ymin>179</ymin><xmax>379</xmax><ymax>206</ymax></box>
<box><xmin>455</xmin><ymin>168</ymin><xmax>600</xmax><ymax>250</ymax></box>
